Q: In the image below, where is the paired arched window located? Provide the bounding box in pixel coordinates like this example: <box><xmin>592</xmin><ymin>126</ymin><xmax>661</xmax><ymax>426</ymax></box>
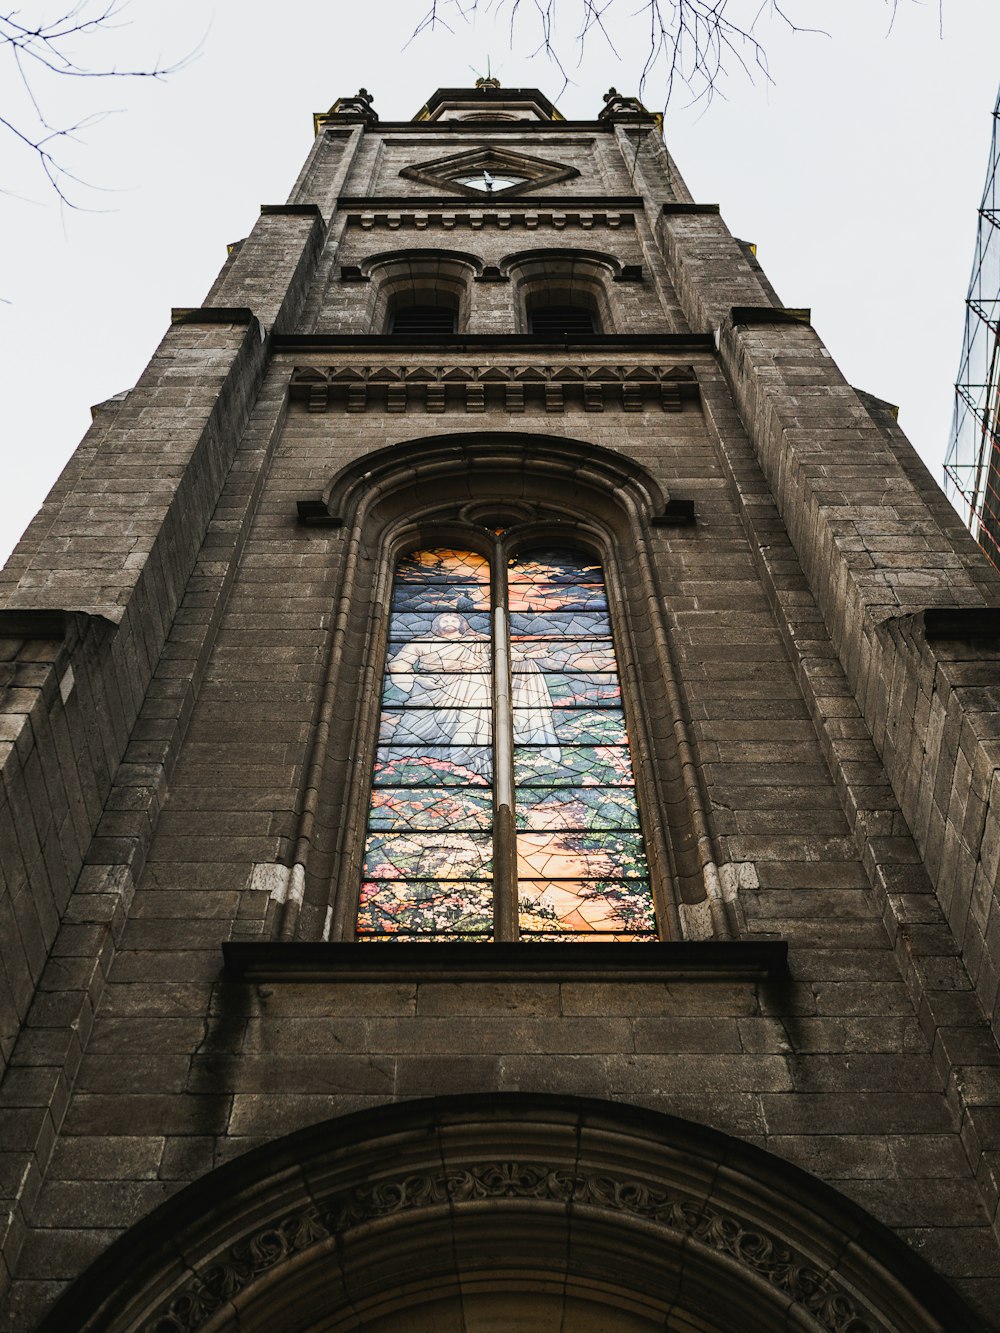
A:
<box><xmin>359</xmin><ymin>541</ymin><xmax>656</xmax><ymax>942</ymax></box>
<box><xmin>362</xmin><ymin>251</ymin><xmax>619</xmax><ymax>335</ymax></box>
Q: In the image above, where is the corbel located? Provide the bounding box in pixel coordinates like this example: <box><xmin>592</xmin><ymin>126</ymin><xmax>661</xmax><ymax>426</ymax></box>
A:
<box><xmin>584</xmin><ymin>384</ymin><xmax>605</xmax><ymax>413</ymax></box>
<box><xmin>296</xmin><ymin>500</ymin><xmax>342</xmax><ymax>528</ymax></box>
<box><xmin>504</xmin><ymin>383</ymin><xmax>525</xmax><ymax>412</ymax></box>
<box><xmin>652</xmin><ymin>499</ymin><xmax>696</xmax><ymax>527</ymax></box>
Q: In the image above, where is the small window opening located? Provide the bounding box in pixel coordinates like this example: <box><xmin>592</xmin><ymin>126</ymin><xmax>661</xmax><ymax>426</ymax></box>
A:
<box><xmin>390</xmin><ymin>305</ymin><xmax>458</xmax><ymax>335</ymax></box>
<box><xmin>527</xmin><ymin>304</ymin><xmax>597</xmax><ymax>337</ymax></box>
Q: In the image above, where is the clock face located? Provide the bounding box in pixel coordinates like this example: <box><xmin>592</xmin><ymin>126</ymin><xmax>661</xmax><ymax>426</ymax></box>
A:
<box><xmin>452</xmin><ymin>172</ymin><xmax>527</xmax><ymax>192</ymax></box>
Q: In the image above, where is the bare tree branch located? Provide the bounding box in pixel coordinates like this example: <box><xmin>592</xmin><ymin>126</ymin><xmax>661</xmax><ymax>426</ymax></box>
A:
<box><xmin>1</xmin><ymin>1</ymin><xmax>189</xmax><ymax>208</ymax></box>
<box><xmin>411</xmin><ymin>0</ymin><xmax>935</xmax><ymax>109</ymax></box>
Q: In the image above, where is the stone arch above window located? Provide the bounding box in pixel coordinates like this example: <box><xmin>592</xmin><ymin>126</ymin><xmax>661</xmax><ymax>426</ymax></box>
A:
<box><xmin>39</xmin><ymin>1094</ymin><xmax>983</xmax><ymax>1333</ymax></box>
<box><xmin>275</xmin><ymin>432</ymin><xmax>736</xmax><ymax>946</ymax></box>
<box><xmin>503</xmin><ymin>250</ymin><xmax>622</xmax><ymax>334</ymax></box>
<box><xmin>362</xmin><ymin>250</ymin><xmax>480</xmax><ymax>333</ymax></box>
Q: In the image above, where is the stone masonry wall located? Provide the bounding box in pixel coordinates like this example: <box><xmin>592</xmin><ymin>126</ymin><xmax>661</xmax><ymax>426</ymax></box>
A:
<box><xmin>5</xmin><ymin>105</ymin><xmax>1000</xmax><ymax>1331</ymax></box>
<box><xmin>4</xmin><ymin>365</ymin><xmax>1000</xmax><ymax>1326</ymax></box>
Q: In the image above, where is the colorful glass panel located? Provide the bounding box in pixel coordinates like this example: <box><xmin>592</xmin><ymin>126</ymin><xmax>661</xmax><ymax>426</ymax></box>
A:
<box><xmin>509</xmin><ymin>547</ymin><xmax>655</xmax><ymax>940</ymax></box>
<box><xmin>360</xmin><ymin>549</ymin><xmax>494</xmax><ymax>939</ymax></box>
<box><xmin>359</xmin><ymin>544</ymin><xmax>657</xmax><ymax>942</ymax></box>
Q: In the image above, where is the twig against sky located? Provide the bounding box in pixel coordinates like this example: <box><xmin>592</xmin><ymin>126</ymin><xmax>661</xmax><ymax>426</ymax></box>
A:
<box><xmin>411</xmin><ymin>0</ymin><xmax>931</xmax><ymax>107</ymax></box>
<box><xmin>1</xmin><ymin>1</ymin><xmax>187</xmax><ymax>207</ymax></box>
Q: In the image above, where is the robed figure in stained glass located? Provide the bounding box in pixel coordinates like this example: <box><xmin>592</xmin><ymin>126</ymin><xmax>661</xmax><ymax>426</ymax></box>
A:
<box><xmin>386</xmin><ymin>610</ymin><xmax>561</xmax><ymax>774</ymax></box>
<box><xmin>359</xmin><ymin>544</ymin><xmax>658</xmax><ymax>942</ymax></box>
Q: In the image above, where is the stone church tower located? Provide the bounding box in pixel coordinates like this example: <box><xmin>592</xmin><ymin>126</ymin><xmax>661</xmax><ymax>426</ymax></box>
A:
<box><xmin>3</xmin><ymin>79</ymin><xmax>1000</xmax><ymax>1330</ymax></box>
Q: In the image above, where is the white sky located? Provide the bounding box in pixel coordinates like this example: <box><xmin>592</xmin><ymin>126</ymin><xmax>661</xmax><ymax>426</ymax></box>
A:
<box><xmin>1</xmin><ymin>1</ymin><xmax>998</xmax><ymax>566</ymax></box>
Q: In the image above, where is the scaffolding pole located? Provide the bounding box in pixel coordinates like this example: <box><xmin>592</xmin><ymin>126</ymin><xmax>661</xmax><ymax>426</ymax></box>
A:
<box><xmin>945</xmin><ymin>84</ymin><xmax>1000</xmax><ymax>567</ymax></box>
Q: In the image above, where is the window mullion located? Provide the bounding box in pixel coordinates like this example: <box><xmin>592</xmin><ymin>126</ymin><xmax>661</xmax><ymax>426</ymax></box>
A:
<box><xmin>491</xmin><ymin>553</ymin><xmax>519</xmax><ymax>941</ymax></box>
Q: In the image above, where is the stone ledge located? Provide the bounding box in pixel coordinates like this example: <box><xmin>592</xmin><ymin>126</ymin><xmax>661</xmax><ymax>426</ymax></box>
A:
<box><xmin>222</xmin><ymin>940</ymin><xmax>789</xmax><ymax>983</ymax></box>
<box><xmin>170</xmin><ymin>306</ymin><xmax>258</xmax><ymax>326</ymax></box>
<box><xmin>274</xmin><ymin>332</ymin><xmax>716</xmax><ymax>353</ymax></box>
<box><xmin>0</xmin><ymin>608</ymin><xmax>115</xmax><ymax>641</ymax></box>
<box><xmin>338</xmin><ymin>193</ymin><xmax>645</xmax><ymax>208</ymax></box>
<box><xmin>921</xmin><ymin>608</ymin><xmax>1000</xmax><ymax>641</ymax></box>
<box><xmin>729</xmin><ymin>306</ymin><xmax>812</xmax><ymax>327</ymax></box>
<box><xmin>260</xmin><ymin>204</ymin><xmax>323</xmax><ymax>217</ymax></box>
<box><xmin>660</xmin><ymin>203</ymin><xmax>721</xmax><ymax>215</ymax></box>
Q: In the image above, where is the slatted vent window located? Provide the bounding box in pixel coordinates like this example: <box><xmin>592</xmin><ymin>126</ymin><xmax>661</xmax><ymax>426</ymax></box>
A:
<box><xmin>391</xmin><ymin>305</ymin><xmax>458</xmax><ymax>335</ymax></box>
<box><xmin>528</xmin><ymin>305</ymin><xmax>597</xmax><ymax>337</ymax></box>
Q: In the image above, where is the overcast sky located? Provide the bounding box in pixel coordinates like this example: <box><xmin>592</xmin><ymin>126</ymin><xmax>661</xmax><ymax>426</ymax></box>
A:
<box><xmin>1</xmin><ymin>1</ymin><xmax>998</xmax><ymax>566</ymax></box>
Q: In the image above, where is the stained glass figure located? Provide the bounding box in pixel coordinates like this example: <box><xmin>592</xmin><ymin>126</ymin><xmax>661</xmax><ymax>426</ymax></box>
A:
<box><xmin>360</xmin><ymin>549</ymin><xmax>494</xmax><ymax>939</ymax></box>
<box><xmin>509</xmin><ymin>548</ymin><xmax>655</xmax><ymax>942</ymax></box>
<box><xmin>359</xmin><ymin>544</ymin><xmax>657</xmax><ymax>941</ymax></box>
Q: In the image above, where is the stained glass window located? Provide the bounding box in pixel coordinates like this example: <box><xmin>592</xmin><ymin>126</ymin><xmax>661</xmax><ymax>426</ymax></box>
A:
<box><xmin>358</xmin><ymin>544</ymin><xmax>658</xmax><ymax>942</ymax></box>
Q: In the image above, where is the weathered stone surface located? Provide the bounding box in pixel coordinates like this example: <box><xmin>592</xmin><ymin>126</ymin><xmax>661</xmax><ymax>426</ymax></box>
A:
<box><xmin>1</xmin><ymin>83</ymin><xmax>1000</xmax><ymax>1333</ymax></box>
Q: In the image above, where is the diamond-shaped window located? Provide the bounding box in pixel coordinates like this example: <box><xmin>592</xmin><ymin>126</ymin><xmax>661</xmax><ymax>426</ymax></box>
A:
<box><xmin>400</xmin><ymin>146</ymin><xmax>579</xmax><ymax>199</ymax></box>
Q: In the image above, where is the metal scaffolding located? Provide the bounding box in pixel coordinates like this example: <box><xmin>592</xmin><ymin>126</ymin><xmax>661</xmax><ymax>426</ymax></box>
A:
<box><xmin>945</xmin><ymin>84</ymin><xmax>1000</xmax><ymax>565</ymax></box>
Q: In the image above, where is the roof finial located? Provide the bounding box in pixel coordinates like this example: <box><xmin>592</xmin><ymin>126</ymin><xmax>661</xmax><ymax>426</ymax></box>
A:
<box><xmin>473</xmin><ymin>56</ymin><xmax>501</xmax><ymax>90</ymax></box>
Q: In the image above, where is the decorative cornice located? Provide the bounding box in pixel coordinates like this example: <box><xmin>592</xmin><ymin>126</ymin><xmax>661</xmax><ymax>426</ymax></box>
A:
<box><xmin>347</xmin><ymin>206</ymin><xmax>635</xmax><ymax>232</ymax></box>
<box><xmin>340</xmin><ymin>194</ymin><xmax>643</xmax><ymax>208</ymax></box>
<box><xmin>275</xmin><ymin>333</ymin><xmax>711</xmax><ymax>350</ymax></box>
<box><xmin>287</xmin><ymin>362</ymin><xmax>701</xmax><ymax>416</ymax></box>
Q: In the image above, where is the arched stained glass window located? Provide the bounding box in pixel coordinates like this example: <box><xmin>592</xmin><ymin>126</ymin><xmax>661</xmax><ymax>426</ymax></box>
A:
<box><xmin>358</xmin><ymin>544</ymin><xmax>658</xmax><ymax>942</ymax></box>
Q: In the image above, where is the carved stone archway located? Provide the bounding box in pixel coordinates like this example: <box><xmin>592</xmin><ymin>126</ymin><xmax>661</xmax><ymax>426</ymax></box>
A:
<box><xmin>39</xmin><ymin>1095</ymin><xmax>981</xmax><ymax>1332</ymax></box>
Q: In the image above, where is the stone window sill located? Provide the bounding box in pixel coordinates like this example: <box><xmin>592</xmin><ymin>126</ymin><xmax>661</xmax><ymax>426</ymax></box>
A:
<box><xmin>222</xmin><ymin>940</ymin><xmax>787</xmax><ymax>983</ymax></box>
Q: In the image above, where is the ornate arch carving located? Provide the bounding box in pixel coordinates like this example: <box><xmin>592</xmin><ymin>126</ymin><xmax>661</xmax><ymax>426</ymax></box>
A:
<box><xmin>38</xmin><ymin>1094</ymin><xmax>982</xmax><ymax>1333</ymax></box>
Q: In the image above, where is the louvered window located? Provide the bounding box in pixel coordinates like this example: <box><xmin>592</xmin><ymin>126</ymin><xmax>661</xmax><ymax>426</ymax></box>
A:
<box><xmin>527</xmin><ymin>305</ymin><xmax>597</xmax><ymax>336</ymax></box>
<box><xmin>390</xmin><ymin>305</ymin><xmax>458</xmax><ymax>335</ymax></box>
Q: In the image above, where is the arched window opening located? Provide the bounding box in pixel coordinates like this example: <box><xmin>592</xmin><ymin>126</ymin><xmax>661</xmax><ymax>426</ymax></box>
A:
<box><xmin>364</xmin><ymin>253</ymin><xmax>474</xmax><ymax>334</ymax></box>
<box><xmin>507</xmin><ymin>253</ymin><xmax>616</xmax><ymax>335</ymax></box>
<box><xmin>358</xmin><ymin>542</ymin><xmax>657</xmax><ymax>942</ymax></box>
<box><xmin>527</xmin><ymin>301</ymin><xmax>597</xmax><ymax>336</ymax></box>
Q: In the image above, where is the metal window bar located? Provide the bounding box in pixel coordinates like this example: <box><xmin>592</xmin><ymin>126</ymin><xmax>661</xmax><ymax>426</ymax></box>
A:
<box><xmin>527</xmin><ymin>305</ymin><xmax>597</xmax><ymax>337</ymax></box>
<box><xmin>390</xmin><ymin>305</ymin><xmax>457</xmax><ymax>335</ymax></box>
